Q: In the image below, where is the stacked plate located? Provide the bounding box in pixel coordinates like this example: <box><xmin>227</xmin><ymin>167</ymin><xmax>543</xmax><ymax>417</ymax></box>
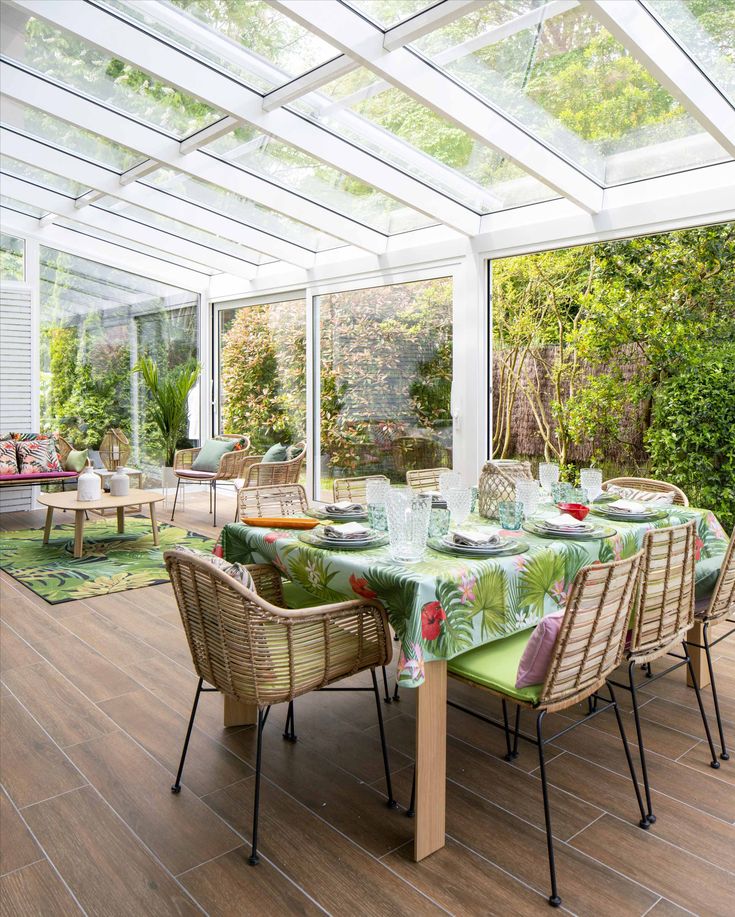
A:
<box><xmin>306</xmin><ymin>504</ymin><xmax>368</xmax><ymax>522</ymax></box>
<box><xmin>299</xmin><ymin>524</ymin><xmax>388</xmax><ymax>551</ymax></box>
<box><xmin>523</xmin><ymin>518</ymin><xmax>615</xmax><ymax>540</ymax></box>
<box><xmin>592</xmin><ymin>500</ymin><xmax>669</xmax><ymax>523</ymax></box>
<box><xmin>428</xmin><ymin>533</ymin><xmax>529</xmax><ymax>558</ymax></box>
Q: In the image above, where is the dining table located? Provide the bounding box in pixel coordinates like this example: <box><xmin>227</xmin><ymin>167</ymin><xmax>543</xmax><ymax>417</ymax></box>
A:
<box><xmin>216</xmin><ymin>501</ymin><xmax>729</xmax><ymax>862</ymax></box>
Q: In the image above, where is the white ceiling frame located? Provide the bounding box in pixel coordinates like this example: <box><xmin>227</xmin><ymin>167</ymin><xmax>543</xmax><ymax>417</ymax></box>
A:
<box><xmin>0</xmin><ymin>65</ymin><xmax>388</xmax><ymax>253</ymax></box>
<box><xmin>1</xmin><ymin>174</ymin><xmax>258</xmax><ymax>280</ymax></box>
<box><xmin>261</xmin><ymin>56</ymin><xmax>357</xmax><ymax>112</ymax></box>
<box><xmin>381</xmin><ymin>1</ymin><xmax>486</xmax><ymax>51</ymax></box>
<box><xmin>13</xmin><ymin>0</ymin><xmax>479</xmax><ymax>236</ymax></box>
<box><xmin>1</xmin><ymin>128</ymin><xmax>316</xmax><ymax>267</ymax></box>
<box><xmin>270</xmin><ymin>0</ymin><xmax>604</xmax><ymax>213</ymax></box>
<box><xmin>586</xmin><ymin>0</ymin><xmax>735</xmax><ymax>157</ymax></box>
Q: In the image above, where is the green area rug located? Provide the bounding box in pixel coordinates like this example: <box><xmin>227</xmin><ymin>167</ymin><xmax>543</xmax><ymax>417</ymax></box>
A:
<box><xmin>0</xmin><ymin>515</ymin><xmax>215</xmax><ymax>604</ymax></box>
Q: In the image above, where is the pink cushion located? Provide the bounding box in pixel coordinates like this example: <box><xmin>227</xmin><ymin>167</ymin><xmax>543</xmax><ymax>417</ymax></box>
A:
<box><xmin>16</xmin><ymin>438</ymin><xmax>62</xmax><ymax>474</ymax></box>
<box><xmin>515</xmin><ymin>611</ymin><xmax>565</xmax><ymax>689</ymax></box>
<box><xmin>0</xmin><ymin>440</ymin><xmax>17</xmax><ymax>474</ymax></box>
<box><xmin>0</xmin><ymin>471</ymin><xmax>78</xmax><ymax>481</ymax></box>
<box><xmin>176</xmin><ymin>469</ymin><xmax>216</xmax><ymax>479</ymax></box>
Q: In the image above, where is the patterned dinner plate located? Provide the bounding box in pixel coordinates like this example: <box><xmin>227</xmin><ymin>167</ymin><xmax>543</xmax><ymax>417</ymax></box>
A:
<box><xmin>427</xmin><ymin>537</ymin><xmax>529</xmax><ymax>558</ymax></box>
<box><xmin>298</xmin><ymin>531</ymin><xmax>389</xmax><ymax>551</ymax></box>
<box><xmin>523</xmin><ymin>521</ymin><xmax>616</xmax><ymax>540</ymax></box>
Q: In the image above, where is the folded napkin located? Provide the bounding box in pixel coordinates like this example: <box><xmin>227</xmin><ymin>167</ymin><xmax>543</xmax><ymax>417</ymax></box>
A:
<box><xmin>450</xmin><ymin>527</ymin><xmax>501</xmax><ymax>547</ymax></box>
<box><xmin>322</xmin><ymin>522</ymin><xmax>371</xmax><ymax>540</ymax></box>
<box><xmin>324</xmin><ymin>500</ymin><xmax>365</xmax><ymax>514</ymax></box>
<box><xmin>607</xmin><ymin>499</ymin><xmax>646</xmax><ymax>513</ymax></box>
<box><xmin>241</xmin><ymin>517</ymin><xmax>319</xmax><ymax>530</ymax></box>
<box><xmin>541</xmin><ymin>513</ymin><xmax>590</xmax><ymax>530</ymax></box>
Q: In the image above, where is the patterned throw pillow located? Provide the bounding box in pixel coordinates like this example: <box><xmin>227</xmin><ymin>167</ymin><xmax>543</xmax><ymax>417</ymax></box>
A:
<box><xmin>16</xmin><ymin>439</ymin><xmax>62</xmax><ymax>474</ymax></box>
<box><xmin>606</xmin><ymin>484</ymin><xmax>675</xmax><ymax>505</ymax></box>
<box><xmin>0</xmin><ymin>440</ymin><xmax>18</xmax><ymax>474</ymax></box>
<box><xmin>174</xmin><ymin>546</ymin><xmax>255</xmax><ymax>591</ymax></box>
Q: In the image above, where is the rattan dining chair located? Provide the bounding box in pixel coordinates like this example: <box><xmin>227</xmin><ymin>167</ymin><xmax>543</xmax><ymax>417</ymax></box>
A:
<box><xmin>608</xmin><ymin>520</ymin><xmax>720</xmax><ymax>827</ymax></box>
<box><xmin>333</xmin><ymin>474</ymin><xmax>390</xmax><ymax>504</ymax></box>
<box><xmin>602</xmin><ymin>476</ymin><xmax>689</xmax><ymax>506</ymax></box>
<box><xmin>235</xmin><ymin>483</ymin><xmax>309</xmax><ymax>522</ymax></box>
<box><xmin>242</xmin><ymin>442</ymin><xmax>306</xmax><ymax>488</ymax></box>
<box><xmin>439</xmin><ymin>551</ymin><xmax>647</xmax><ymax>908</ymax></box>
<box><xmin>405</xmin><ymin>468</ymin><xmax>448</xmax><ymax>491</ymax></box>
<box><xmin>685</xmin><ymin>528</ymin><xmax>735</xmax><ymax>761</ymax></box>
<box><xmin>172</xmin><ymin>434</ymin><xmax>252</xmax><ymax>526</ymax></box>
<box><xmin>164</xmin><ymin>550</ymin><xmax>397</xmax><ymax>866</ymax></box>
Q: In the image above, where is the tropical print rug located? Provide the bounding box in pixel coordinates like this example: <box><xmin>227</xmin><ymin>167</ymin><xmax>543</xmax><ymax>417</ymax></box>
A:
<box><xmin>0</xmin><ymin>515</ymin><xmax>215</xmax><ymax>604</ymax></box>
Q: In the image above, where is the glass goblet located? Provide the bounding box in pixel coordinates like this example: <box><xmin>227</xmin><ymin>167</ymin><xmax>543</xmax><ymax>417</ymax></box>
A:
<box><xmin>446</xmin><ymin>486</ymin><xmax>472</xmax><ymax>524</ymax></box>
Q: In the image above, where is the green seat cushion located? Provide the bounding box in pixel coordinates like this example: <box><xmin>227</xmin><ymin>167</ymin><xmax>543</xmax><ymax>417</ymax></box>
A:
<box><xmin>63</xmin><ymin>448</ymin><xmax>88</xmax><ymax>472</ymax></box>
<box><xmin>191</xmin><ymin>438</ymin><xmax>235</xmax><ymax>472</ymax></box>
<box><xmin>448</xmin><ymin>627</ymin><xmax>543</xmax><ymax>705</ymax></box>
<box><xmin>262</xmin><ymin>443</ymin><xmax>289</xmax><ymax>464</ymax></box>
<box><xmin>695</xmin><ymin>555</ymin><xmax>723</xmax><ymax>601</ymax></box>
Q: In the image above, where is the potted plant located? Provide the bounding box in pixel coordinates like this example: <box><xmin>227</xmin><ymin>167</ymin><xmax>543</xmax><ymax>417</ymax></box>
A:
<box><xmin>133</xmin><ymin>356</ymin><xmax>200</xmax><ymax>488</ymax></box>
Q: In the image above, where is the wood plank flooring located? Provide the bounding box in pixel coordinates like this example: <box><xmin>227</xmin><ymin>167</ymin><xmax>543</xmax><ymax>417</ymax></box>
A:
<box><xmin>1</xmin><ymin>492</ymin><xmax>733</xmax><ymax>916</ymax></box>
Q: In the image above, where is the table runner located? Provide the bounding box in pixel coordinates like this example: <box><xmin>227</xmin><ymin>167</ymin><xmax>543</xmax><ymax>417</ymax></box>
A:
<box><xmin>220</xmin><ymin>506</ymin><xmax>728</xmax><ymax>688</ymax></box>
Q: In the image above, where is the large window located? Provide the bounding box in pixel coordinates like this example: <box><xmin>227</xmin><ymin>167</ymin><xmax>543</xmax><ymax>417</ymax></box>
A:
<box><xmin>317</xmin><ymin>276</ymin><xmax>452</xmax><ymax>498</ymax></box>
<box><xmin>39</xmin><ymin>247</ymin><xmax>199</xmax><ymax>476</ymax></box>
<box><xmin>0</xmin><ymin>233</ymin><xmax>24</xmax><ymax>281</ymax></box>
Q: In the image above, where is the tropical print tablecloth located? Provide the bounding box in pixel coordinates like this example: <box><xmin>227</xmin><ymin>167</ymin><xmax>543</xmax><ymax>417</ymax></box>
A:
<box><xmin>220</xmin><ymin>506</ymin><xmax>729</xmax><ymax>688</ymax></box>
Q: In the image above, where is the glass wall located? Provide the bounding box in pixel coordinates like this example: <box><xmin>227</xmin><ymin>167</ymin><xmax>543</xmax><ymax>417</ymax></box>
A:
<box><xmin>39</xmin><ymin>247</ymin><xmax>199</xmax><ymax>476</ymax></box>
<box><xmin>317</xmin><ymin>276</ymin><xmax>452</xmax><ymax>498</ymax></box>
<box><xmin>0</xmin><ymin>233</ymin><xmax>24</xmax><ymax>281</ymax></box>
<box><xmin>217</xmin><ymin>296</ymin><xmax>307</xmax><ymax>455</ymax></box>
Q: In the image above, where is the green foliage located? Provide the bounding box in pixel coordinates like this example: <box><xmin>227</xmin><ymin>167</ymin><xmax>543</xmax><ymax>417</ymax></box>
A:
<box><xmin>133</xmin><ymin>356</ymin><xmax>200</xmax><ymax>466</ymax></box>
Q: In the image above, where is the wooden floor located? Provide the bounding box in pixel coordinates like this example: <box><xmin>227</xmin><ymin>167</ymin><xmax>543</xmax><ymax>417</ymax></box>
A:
<box><xmin>1</xmin><ymin>491</ymin><xmax>734</xmax><ymax>917</ymax></box>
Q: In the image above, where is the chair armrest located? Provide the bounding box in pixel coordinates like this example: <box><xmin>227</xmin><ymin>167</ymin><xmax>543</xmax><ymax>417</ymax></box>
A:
<box><xmin>217</xmin><ymin>449</ymin><xmax>260</xmax><ymax>479</ymax></box>
<box><xmin>244</xmin><ymin>457</ymin><xmax>266</xmax><ymax>486</ymax></box>
<box><xmin>246</xmin><ymin>563</ymin><xmax>285</xmax><ymax>606</ymax></box>
<box><xmin>174</xmin><ymin>448</ymin><xmax>200</xmax><ymax>471</ymax></box>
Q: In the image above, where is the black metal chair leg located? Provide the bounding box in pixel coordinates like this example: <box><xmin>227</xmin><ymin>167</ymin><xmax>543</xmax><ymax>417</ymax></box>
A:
<box><xmin>170</xmin><ymin>478</ymin><xmax>181</xmax><ymax>522</ymax></box>
<box><xmin>535</xmin><ymin>711</ymin><xmax>561</xmax><ymax>908</ymax></box>
<box><xmin>249</xmin><ymin>706</ymin><xmax>270</xmax><ymax>866</ymax></box>
<box><xmin>171</xmin><ymin>677</ymin><xmax>203</xmax><ymax>793</ymax></box>
<box><xmin>628</xmin><ymin>660</ymin><xmax>656</xmax><ymax>824</ymax></box>
<box><xmin>512</xmin><ymin>704</ymin><xmax>521</xmax><ymax>758</ymax></box>
<box><xmin>381</xmin><ymin>665</ymin><xmax>392</xmax><ymax>703</ymax></box>
<box><xmin>608</xmin><ymin>684</ymin><xmax>649</xmax><ymax>829</ymax></box>
<box><xmin>644</xmin><ymin>662</ymin><xmax>653</xmax><ymax>678</ymax></box>
<box><xmin>407</xmin><ymin>768</ymin><xmax>416</xmax><ymax>817</ymax></box>
<box><xmin>702</xmin><ymin>623</ymin><xmax>729</xmax><ymax>760</ymax></box>
<box><xmin>282</xmin><ymin>700</ymin><xmax>297</xmax><ymax>742</ymax></box>
<box><xmin>371</xmin><ymin>669</ymin><xmax>397</xmax><ymax>808</ymax></box>
<box><xmin>683</xmin><ymin>641</ymin><xmax>720</xmax><ymax>770</ymax></box>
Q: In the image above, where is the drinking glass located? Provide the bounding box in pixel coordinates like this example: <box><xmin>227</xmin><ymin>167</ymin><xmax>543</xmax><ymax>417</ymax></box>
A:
<box><xmin>366</xmin><ymin>478</ymin><xmax>391</xmax><ymax>532</ymax></box>
<box><xmin>551</xmin><ymin>482</ymin><xmax>574</xmax><ymax>504</ymax></box>
<box><xmin>538</xmin><ymin>462</ymin><xmax>560</xmax><ymax>496</ymax></box>
<box><xmin>498</xmin><ymin>500</ymin><xmax>524</xmax><ymax>530</ymax></box>
<box><xmin>580</xmin><ymin>468</ymin><xmax>603</xmax><ymax>502</ymax></box>
<box><xmin>428</xmin><ymin>507</ymin><xmax>451</xmax><ymax>538</ymax></box>
<box><xmin>386</xmin><ymin>490</ymin><xmax>431</xmax><ymax>562</ymax></box>
<box><xmin>516</xmin><ymin>479</ymin><xmax>541</xmax><ymax>516</ymax></box>
<box><xmin>470</xmin><ymin>486</ymin><xmax>479</xmax><ymax>514</ymax></box>
<box><xmin>446</xmin><ymin>486</ymin><xmax>472</xmax><ymax>524</ymax></box>
<box><xmin>439</xmin><ymin>470</ymin><xmax>461</xmax><ymax>501</ymax></box>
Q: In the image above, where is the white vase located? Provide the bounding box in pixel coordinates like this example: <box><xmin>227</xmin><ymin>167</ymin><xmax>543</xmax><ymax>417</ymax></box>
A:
<box><xmin>77</xmin><ymin>462</ymin><xmax>102</xmax><ymax>502</ymax></box>
<box><xmin>110</xmin><ymin>469</ymin><xmax>129</xmax><ymax>497</ymax></box>
<box><xmin>161</xmin><ymin>465</ymin><xmax>177</xmax><ymax>488</ymax></box>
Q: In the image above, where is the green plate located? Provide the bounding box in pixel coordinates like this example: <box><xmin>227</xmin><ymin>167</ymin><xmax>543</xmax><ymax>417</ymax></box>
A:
<box><xmin>590</xmin><ymin>507</ymin><xmax>669</xmax><ymax>523</ymax></box>
<box><xmin>298</xmin><ymin>531</ymin><xmax>388</xmax><ymax>551</ymax></box>
<box><xmin>523</xmin><ymin>521</ymin><xmax>616</xmax><ymax>540</ymax></box>
<box><xmin>427</xmin><ymin>537</ymin><xmax>529</xmax><ymax>558</ymax></box>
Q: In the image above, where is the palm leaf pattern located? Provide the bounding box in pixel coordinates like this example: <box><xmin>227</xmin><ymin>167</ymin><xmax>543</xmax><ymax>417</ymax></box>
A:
<box><xmin>434</xmin><ymin>579</ymin><xmax>474</xmax><ymax>656</ymax></box>
<box><xmin>467</xmin><ymin>566</ymin><xmax>507</xmax><ymax>638</ymax></box>
<box><xmin>281</xmin><ymin>546</ymin><xmax>344</xmax><ymax>602</ymax></box>
<box><xmin>517</xmin><ymin>548</ymin><xmax>566</xmax><ymax>617</ymax></box>
<box><xmin>364</xmin><ymin>564</ymin><xmax>419</xmax><ymax>643</ymax></box>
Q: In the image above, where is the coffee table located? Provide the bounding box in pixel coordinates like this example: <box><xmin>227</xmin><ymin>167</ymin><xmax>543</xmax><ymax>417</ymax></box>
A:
<box><xmin>37</xmin><ymin>489</ymin><xmax>164</xmax><ymax>559</ymax></box>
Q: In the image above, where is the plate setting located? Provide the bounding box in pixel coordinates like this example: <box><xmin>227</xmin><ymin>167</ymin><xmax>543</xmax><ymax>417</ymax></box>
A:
<box><xmin>590</xmin><ymin>507</ymin><xmax>669</xmax><ymax>523</ymax></box>
<box><xmin>523</xmin><ymin>520</ymin><xmax>617</xmax><ymax>540</ymax></box>
<box><xmin>298</xmin><ymin>525</ymin><xmax>388</xmax><ymax>551</ymax></box>
<box><xmin>427</xmin><ymin>536</ymin><xmax>529</xmax><ymax>558</ymax></box>
<box><xmin>306</xmin><ymin>507</ymin><xmax>368</xmax><ymax>522</ymax></box>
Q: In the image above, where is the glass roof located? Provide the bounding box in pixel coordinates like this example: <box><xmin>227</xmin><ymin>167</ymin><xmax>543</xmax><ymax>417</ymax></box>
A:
<box><xmin>1</xmin><ymin>155</ymin><xmax>89</xmax><ymax>199</ymax></box>
<box><xmin>347</xmin><ymin>1</ymin><xmax>441</xmax><ymax>29</ymax></box>
<box><xmin>1</xmin><ymin>195</ymin><xmax>45</xmax><ymax>219</ymax></box>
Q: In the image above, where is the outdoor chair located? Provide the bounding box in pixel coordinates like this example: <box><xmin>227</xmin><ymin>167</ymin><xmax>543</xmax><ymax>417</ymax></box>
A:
<box><xmin>172</xmin><ymin>434</ymin><xmax>252</xmax><ymax>527</ymax></box>
<box><xmin>602</xmin><ymin>476</ymin><xmax>689</xmax><ymax>506</ymax></box>
<box><xmin>685</xmin><ymin>528</ymin><xmax>735</xmax><ymax>761</ymax></box>
<box><xmin>608</xmin><ymin>521</ymin><xmax>721</xmax><ymax>826</ymax></box>
<box><xmin>405</xmin><ymin>467</ymin><xmax>449</xmax><ymax>491</ymax></box>
<box><xmin>241</xmin><ymin>442</ymin><xmax>306</xmax><ymax>488</ymax></box>
<box><xmin>164</xmin><ymin>550</ymin><xmax>397</xmax><ymax>866</ymax></box>
<box><xmin>235</xmin><ymin>483</ymin><xmax>309</xmax><ymax>522</ymax></box>
<box><xmin>333</xmin><ymin>474</ymin><xmax>389</xmax><ymax>504</ymax></box>
<box><xmin>436</xmin><ymin>551</ymin><xmax>647</xmax><ymax>908</ymax></box>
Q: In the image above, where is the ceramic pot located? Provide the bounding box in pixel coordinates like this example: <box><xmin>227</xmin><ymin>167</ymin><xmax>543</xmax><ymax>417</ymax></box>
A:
<box><xmin>77</xmin><ymin>462</ymin><xmax>101</xmax><ymax>502</ymax></box>
<box><xmin>110</xmin><ymin>469</ymin><xmax>129</xmax><ymax>497</ymax></box>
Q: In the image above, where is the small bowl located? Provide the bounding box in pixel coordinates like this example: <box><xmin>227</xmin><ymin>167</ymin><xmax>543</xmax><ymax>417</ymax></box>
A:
<box><xmin>557</xmin><ymin>502</ymin><xmax>590</xmax><ymax>521</ymax></box>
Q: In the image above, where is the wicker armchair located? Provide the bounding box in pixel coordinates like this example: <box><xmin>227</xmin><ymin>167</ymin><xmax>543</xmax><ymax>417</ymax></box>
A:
<box><xmin>164</xmin><ymin>549</ymin><xmax>396</xmax><ymax>866</ymax></box>
<box><xmin>333</xmin><ymin>474</ymin><xmax>389</xmax><ymax>504</ymax></box>
<box><xmin>441</xmin><ymin>552</ymin><xmax>645</xmax><ymax>908</ymax></box>
<box><xmin>602</xmin><ymin>476</ymin><xmax>689</xmax><ymax>506</ymax></box>
<box><xmin>236</xmin><ymin>484</ymin><xmax>309</xmax><ymax>522</ymax></box>
<box><xmin>405</xmin><ymin>467</ymin><xmax>448</xmax><ymax>492</ymax></box>
<box><xmin>609</xmin><ymin>521</ymin><xmax>720</xmax><ymax>826</ymax></box>
<box><xmin>242</xmin><ymin>443</ymin><xmax>306</xmax><ymax>488</ymax></box>
<box><xmin>686</xmin><ymin>528</ymin><xmax>735</xmax><ymax>762</ymax></box>
<box><xmin>171</xmin><ymin>434</ymin><xmax>251</xmax><ymax>526</ymax></box>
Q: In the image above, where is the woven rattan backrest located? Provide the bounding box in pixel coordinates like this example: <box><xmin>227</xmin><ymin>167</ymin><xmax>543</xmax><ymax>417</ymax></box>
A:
<box><xmin>248</xmin><ymin>448</ymin><xmax>305</xmax><ymax>486</ymax></box>
<box><xmin>54</xmin><ymin>434</ymin><xmax>74</xmax><ymax>465</ymax></box>
<box><xmin>406</xmin><ymin>468</ymin><xmax>447</xmax><ymax>491</ymax></box>
<box><xmin>333</xmin><ymin>475</ymin><xmax>390</xmax><ymax>503</ymax></box>
<box><xmin>238</xmin><ymin>484</ymin><xmax>308</xmax><ymax>519</ymax></box>
<box><xmin>541</xmin><ymin>551</ymin><xmax>642</xmax><ymax>708</ymax></box>
<box><xmin>702</xmin><ymin>528</ymin><xmax>735</xmax><ymax>622</ymax></box>
<box><xmin>630</xmin><ymin>520</ymin><xmax>696</xmax><ymax>655</ymax></box>
<box><xmin>602</xmin><ymin>476</ymin><xmax>689</xmax><ymax>506</ymax></box>
<box><xmin>217</xmin><ymin>432</ymin><xmax>250</xmax><ymax>447</ymax></box>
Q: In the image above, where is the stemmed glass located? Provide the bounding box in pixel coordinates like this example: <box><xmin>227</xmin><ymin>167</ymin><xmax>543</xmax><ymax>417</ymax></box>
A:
<box><xmin>516</xmin><ymin>479</ymin><xmax>541</xmax><ymax>517</ymax></box>
<box><xmin>366</xmin><ymin>477</ymin><xmax>391</xmax><ymax>532</ymax></box>
<box><xmin>538</xmin><ymin>462</ymin><xmax>560</xmax><ymax>497</ymax></box>
<box><xmin>439</xmin><ymin>471</ymin><xmax>461</xmax><ymax>501</ymax></box>
<box><xmin>580</xmin><ymin>468</ymin><xmax>603</xmax><ymax>502</ymax></box>
<box><xmin>446</xmin><ymin>486</ymin><xmax>472</xmax><ymax>525</ymax></box>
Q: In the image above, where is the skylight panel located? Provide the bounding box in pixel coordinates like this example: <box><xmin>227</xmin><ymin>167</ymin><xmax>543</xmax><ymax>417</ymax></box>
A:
<box><xmin>0</xmin><ymin>155</ymin><xmax>89</xmax><ymax>198</ymax></box>
<box><xmin>347</xmin><ymin>1</ymin><xmax>444</xmax><ymax>28</ymax></box>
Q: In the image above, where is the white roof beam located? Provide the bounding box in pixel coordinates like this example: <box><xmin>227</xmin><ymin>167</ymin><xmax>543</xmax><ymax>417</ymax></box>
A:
<box><xmin>10</xmin><ymin>0</ymin><xmax>478</xmax><ymax>235</ymax></box>
<box><xmin>1</xmin><ymin>128</ymin><xmax>316</xmax><ymax>268</ymax></box>
<box><xmin>1</xmin><ymin>174</ymin><xmax>257</xmax><ymax>279</ymax></box>
<box><xmin>586</xmin><ymin>0</ymin><xmax>735</xmax><ymax>157</ymax></box>
<box><xmin>179</xmin><ymin>116</ymin><xmax>240</xmax><ymax>154</ymax></box>
<box><xmin>270</xmin><ymin>1</ymin><xmax>603</xmax><ymax>212</ymax></box>
<box><xmin>262</xmin><ymin>56</ymin><xmax>356</xmax><ymax>111</ymax></box>
<box><xmin>38</xmin><ymin>211</ymin><xmax>57</xmax><ymax>227</ymax></box>
<box><xmin>0</xmin><ymin>65</ymin><xmax>390</xmax><ymax>252</ymax></box>
<box><xmin>382</xmin><ymin>1</ymin><xmax>486</xmax><ymax>51</ymax></box>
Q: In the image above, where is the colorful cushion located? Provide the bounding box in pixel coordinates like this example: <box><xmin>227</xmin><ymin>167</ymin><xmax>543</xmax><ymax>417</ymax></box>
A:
<box><xmin>175</xmin><ymin>546</ymin><xmax>255</xmax><ymax>590</ymax></box>
<box><xmin>64</xmin><ymin>448</ymin><xmax>89</xmax><ymax>473</ymax></box>
<box><xmin>0</xmin><ymin>440</ymin><xmax>18</xmax><ymax>474</ymax></box>
<box><xmin>606</xmin><ymin>484</ymin><xmax>675</xmax><ymax>505</ymax></box>
<box><xmin>262</xmin><ymin>443</ymin><xmax>289</xmax><ymax>463</ymax></box>
<box><xmin>217</xmin><ymin>435</ymin><xmax>248</xmax><ymax>451</ymax></box>
<box><xmin>16</xmin><ymin>438</ymin><xmax>62</xmax><ymax>474</ymax></box>
<box><xmin>515</xmin><ymin>611</ymin><xmax>565</xmax><ymax>688</ymax></box>
<box><xmin>191</xmin><ymin>438</ymin><xmax>236</xmax><ymax>472</ymax></box>
<box><xmin>448</xmin><ymin>628</ymin><xmax>543</xmax><ymax>705</ymax></box>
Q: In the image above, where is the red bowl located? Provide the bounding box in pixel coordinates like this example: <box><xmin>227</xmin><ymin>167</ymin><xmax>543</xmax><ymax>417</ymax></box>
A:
<box><xmin>557</xmin><ymin>502</ymin><xmax>590</xmax><ymax>521</ymax></box>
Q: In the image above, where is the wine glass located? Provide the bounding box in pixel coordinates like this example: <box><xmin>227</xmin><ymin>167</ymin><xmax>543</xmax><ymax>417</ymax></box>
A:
<box><xmin>446</xmin><ymin>486</ymin><xmax>472</xmax><ymax>524</ymax></box>
<box><xmin>580</xmin><ymin>468</ymin><xmax>603</xmax><ymax>502</ymax></box>
<box><xmin>538</xmin><ymin>462</ymin><xmax>560</xmax><ymax>497</ymax></box>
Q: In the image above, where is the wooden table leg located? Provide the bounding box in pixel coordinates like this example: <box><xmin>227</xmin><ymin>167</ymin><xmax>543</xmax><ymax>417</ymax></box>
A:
<box><xmin>43</xmin><ymin>506</ymin><xmax>54</xmax><ymax>544</ymax></box>
<box><xmin>223</xmin><ymin>695</ymin><xmax>257</xmax><ymax>727</ymax></box>
<box><xmin>414</xmin><ymin>660</ymin><xmax>447</xmax><ymax>861</ymax></box>
<box><xmin>73</xmin><ymin>510</ymin><xmax>85</xmax><ymax>559</ymax></box>
<box><xmin>149</xmin><ymin>501</ymin><xmax>159</xmax><ymax>546</ymax></box>
<box><xmin>116</xmin><ymin>506</ymin><xmax>125</xmax><ymax>534</ymax></box>
<box><xmin>686</xmin><ymin>621</ymin><xmax>710</xmax><ymax>689</ymax></box>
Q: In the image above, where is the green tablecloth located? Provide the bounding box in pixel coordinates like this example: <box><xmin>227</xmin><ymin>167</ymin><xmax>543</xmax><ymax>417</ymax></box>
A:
<box><xmin>220</xmin><ymin>505</ymin><xmax>729</xmax><ymax>689</ymax></box>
